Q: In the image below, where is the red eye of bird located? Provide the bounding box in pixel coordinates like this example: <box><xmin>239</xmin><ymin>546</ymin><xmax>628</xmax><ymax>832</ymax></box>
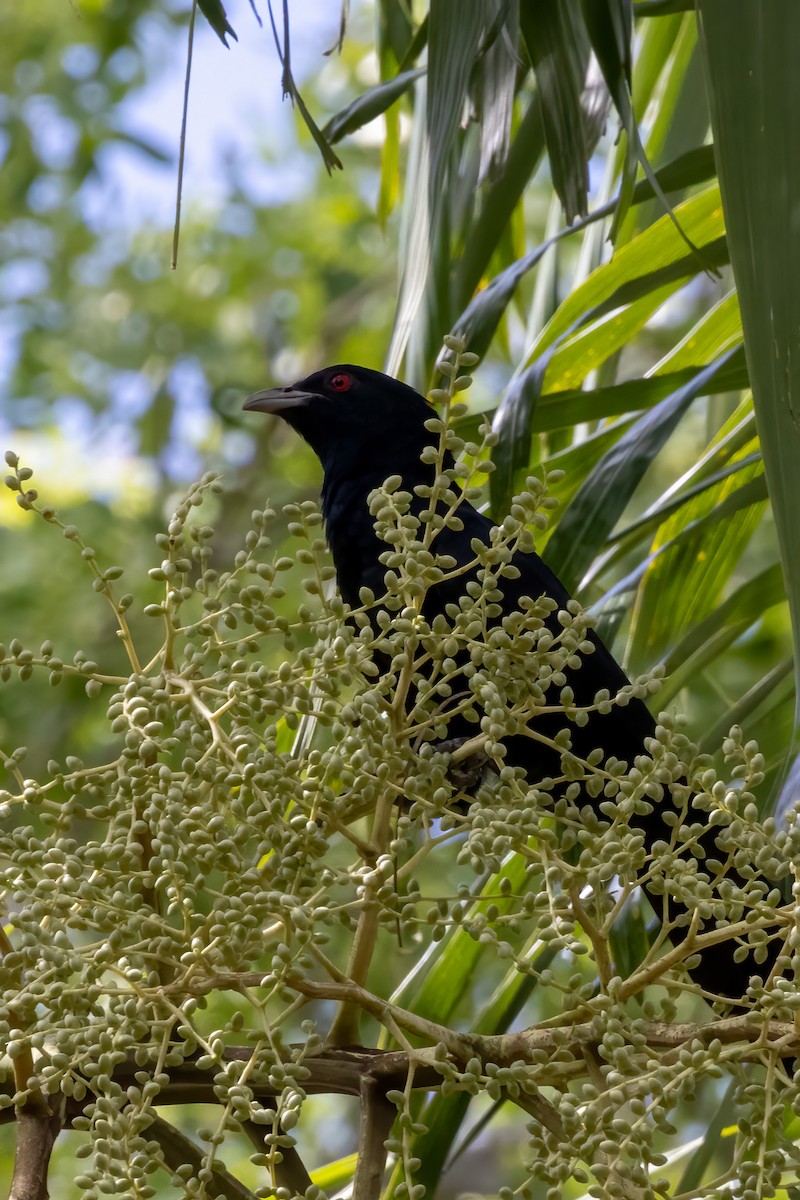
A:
<box><xmin>329</xmin><ymin>372</ymin><xmax>352</xmax><ymax>393</ymax></box>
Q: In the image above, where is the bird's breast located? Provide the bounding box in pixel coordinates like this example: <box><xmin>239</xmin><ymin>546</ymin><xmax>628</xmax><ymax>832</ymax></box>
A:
<box><xmin>323</xmin><ymin>478</ymin><xmax>387</xmax><ymax>607</ymax></box>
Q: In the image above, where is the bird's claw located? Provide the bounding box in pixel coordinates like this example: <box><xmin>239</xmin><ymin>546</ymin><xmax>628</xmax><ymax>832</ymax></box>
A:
<box><xmin>434</xmin><ymin>736</ymin><xmax>490</xmax><ymax>791</ymax></box>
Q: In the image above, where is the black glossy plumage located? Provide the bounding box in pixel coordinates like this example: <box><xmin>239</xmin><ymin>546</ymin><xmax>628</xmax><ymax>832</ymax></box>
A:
<box><xmin>245</xmin><ymin>364</ymin><xmax>773</xmax><ymax>1000</ymax></box>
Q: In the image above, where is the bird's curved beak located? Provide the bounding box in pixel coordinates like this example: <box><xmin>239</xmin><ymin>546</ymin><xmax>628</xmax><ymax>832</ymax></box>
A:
<box><xmin>243</xmin><ymin>386</ymin><xmax>315</xmax><ymax>414</ymax></box>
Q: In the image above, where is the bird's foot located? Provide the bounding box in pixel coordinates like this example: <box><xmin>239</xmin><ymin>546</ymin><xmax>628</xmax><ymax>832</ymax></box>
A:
<box><xmin>435</xmin><ymin>736</ymin><xmax>490</xmax><ymax>791</ymax></box>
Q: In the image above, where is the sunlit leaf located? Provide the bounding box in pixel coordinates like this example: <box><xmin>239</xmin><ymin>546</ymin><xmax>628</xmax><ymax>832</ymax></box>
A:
<box><xmin>594</xmin><ymin>473</ymin><xmax>769</xmax><ymax>659</ymax></box>
<box><xmin>387</xmin><ymin>1</ymin><xmax>483</xmax><ymax>373</ymax></box>
<box><xmin>699</xmin><ymin>657</ymin><xmax>795</xmax><ymax>756</ymax></box>
<box><xmin>546</xmin><ymin>348</ymin><xmax>741</xmax><ymax>593</ymax></box>
<box><xmin>615</xmin><ymin>12</ymin><xmax>699</xmax><ymax>245</ymax></box>
<box><xmin>490</xmin><ymin>282</ymin><xmax>692</xmax><ymax>549</ymax></box>
<box><xmin>476</xmin><ymin>0</ymin><xmax>519</xmax><ymax>183</ymax></box>
<box><xmin>628</xmin><ymin>460</ymin><xmax>767</xmax><ymax>669</ymax></box>
<box><xmin>536</xmin><ymin>416</ymin><xmax>638</xmax><ymax>549</ymax></box>
<box><xmin>453</xmin><ymin>94</ymin><xmax>546</xmax><ymax>310</ymax></box>
<box><xmin>650</xmin><ymin>288</ymin><xmax>741</xmax><ymax>374</ymax></box>
<box><xmin>387</xmin><ymin>932</ymin><xmax>555</xmax><ymax>1198</ymax></box>
<box><xmin>658</xmin><ymin>562</ymin><xmax>785</xmax><ymax>706</ymax></box>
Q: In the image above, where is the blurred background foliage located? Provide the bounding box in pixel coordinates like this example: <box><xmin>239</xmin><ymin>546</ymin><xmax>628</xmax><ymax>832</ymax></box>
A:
<box><xmin>1</xmin><ymin>0</ymin><xmax>798</xmax><ymax>1195</ymax></box>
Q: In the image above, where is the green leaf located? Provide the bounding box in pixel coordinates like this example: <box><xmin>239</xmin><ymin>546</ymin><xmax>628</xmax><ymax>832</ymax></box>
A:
<box><xmin>427</xmin><ymin>0</ymin><xmax>484</xmax><ymax>216</ymax></box>
<box><xmin>378</xmin><ymin>0</ymin><xmax>415</xmax><ymax>66</ymax></box>
<box><xmin>590</xmin><ymin>390</ymin><xmax>755</xmax><ymax>580</ymax></box>
<box><xmin>581</xmin><ymin>0</ymin><xmax>637</xmax><ymax>237</ymax></box>
<box><xmin>520</xmin><ymin>0</ymin><xmax>590</xmax><ymax>221</ymax></box>
<box><xmin>453</xmin><ymin>349</ymin><xmax>748</xmax><ymax>459</ymax></box>
<box><xmin>272</xmin><ymin>717</ymin><xmax>297</xmax><ymax>755</ymax></box>
<box><xmin>594</xmin><ymin>472</ymin><xmax>769</xmax><ymax>659</ymax></box>
<box><xmin>583</xmin><ymin>0</ymin><xmax>704</xmax><ymax>259</ymax></box>
<box><xmin>650</xmin><ymin>288</ymin><xmax>741</xmax><ymax>373</ymax></box>
<box><xmin>475</xmin><ymin>0</ymin><xmax>519</xmax><ymax>182</ymax></box>
<box><xmin>310</xmin><ymin>1153</ymin><xmax>358</xmax><ymax>1192</ymax></box>
<box><xmin>375</xmin><ymin>2</ymin><xmax>409</xmax><ymax>224</ymax></box>
<box><xmin>544</xmin><ymin>280</ymin><xmax>677</xmax><ymax>392</ymax></box>
<box><xmin>537</xmin><ymin>416</ymin><xmax>638</xmax><ymax>549</ymax></box>
<box><xmin>265</xmin><ymin>1</ymin><xmax>342</xmax><ymax>174</ymax></box>
<box><xmin>378</xmin><ymin>98</ymin><xmax>402</xmax><ymax>224</ymax></box>
<box><xmin>452</xmin><ymin>146</ymin><xmax>720</xmax><ymax>358</ymax></box>
<box><xmin>490</xmin><ymin>358</ymin><xmax>548</xmax><ymax>517</ymax></box>
<box><xmin>628</xmin><ymin>469</ymin><xmax>767</xmax><ymax>669</ymax></box>
<box><xmin>322</xmin><ymin>68</ymin><xmax>425</xmax><ymax>144</ymax></box>
<box><xmin>387</xmin><ymin>853</ymin><xmax>527</xmax><ymax>1025</ymax></box>
<box><xmin>675</xmin><ymin>1081</ymin><xmax>738</xmax><ymax>1194</ymax></box>
<box><xmin>387</xmin><ymin>933</ymin><xmax>556</xmax><ymax>1199</ymax></box>
<box><xmin>635</xmin><ymin>0</ymin><xmax>696</xmax><ymax>13</ymax></box>
<box><xmin>537</xmin><ymin>349</ymin><xmax>747</xmax><ymax>431</ymax></box>
<box><xmin>546</xmin><ymin>348</ymin><xmax>741</xmax><ymax>594</ymax></box>
<box><xmin>533</xmin><ymin>184</ymin><xmax>725</xmax><ymax>357</ymax></box>
<box><xmin>197</xmin><ymin>0</ymin><xmax>237</xmax><ymax>45</ymax></box>
<box><xmin>608</xmin><ymin>892</ymin><xmax>655</xmax><ymax>983</ymax></box>
<box><xmin>489</xmin><ymin>281</ymin><xmax>696</xmax><ymax>544</ymax></box>
<box><xmin>453</xmin><ymin>94</ymin><xmax>547</xmax><ymax>310</ymax></box>
<box><xmin>382</xmin><ymin>856</ymin><xmax>551</xmax><ymax>1198</ymax></box>
<box><xmin>387</xmin><ymin>1</ymin><xmax>483</xmax><ymax>372</ymax></box>
<box><xmin>658</xmin><ymin>562</ymin><xmax>785</xmax><ymax>706</ymax></box>
<box><xmin>604</xmin><ymin>447</ymin><xmax>760</xmax><ymax>571</ymax></box>
<box><xmin>397</xmin><ymin>12</ymin><xmax>429</xmax><ymax>70</ymax></box>
<box><xmin>699</xmin><ymin>1</ymin><xmax>800</xmax><ymax>742</ymax></box>
<box><xmin>291</xmin><ymin>87</ymin><xmax>344</xmax><ymax>175</ymax></box>
<box><xmin>581</xmin><ymin>0</ymin><xmax>632</xmax><ymax>117</ymax></box>
<box><xmin>699</xmin><ymin>657</ymin><xmax>795</xmax><ymax>756</ymax></box>
<box><xmin>630</xmin><ymin>12</ymin><xmax>688</xmax><ymax>127</ymax></box>
<box><xmin>615</xmin><ymin>13</ymin><xmax>699</xmax><ymax>245</ymax></box>
<box><xmin>636</xmin><ymin>142</ymin><xmax>717</xmax><ymax>194</ymax></box>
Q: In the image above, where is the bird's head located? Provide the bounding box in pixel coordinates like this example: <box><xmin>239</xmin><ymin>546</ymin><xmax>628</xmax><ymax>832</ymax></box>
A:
<box><xmin>244</xmin><ymin>364</ymin><xmax>436</xmax><ymax>481</ymax></box>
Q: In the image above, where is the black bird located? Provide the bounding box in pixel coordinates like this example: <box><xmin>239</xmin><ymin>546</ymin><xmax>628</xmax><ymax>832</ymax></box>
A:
<box><xmin>245</xmin><ymin>363</ymin><xmax>779</xmax><ymax>1001</ymax></box>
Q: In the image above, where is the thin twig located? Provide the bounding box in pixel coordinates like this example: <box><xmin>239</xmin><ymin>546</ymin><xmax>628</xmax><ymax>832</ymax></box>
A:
<box><xmin>172</xmin><ymin>0</ymin><xmax>197</xmax><ymax>270</ymax></box>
